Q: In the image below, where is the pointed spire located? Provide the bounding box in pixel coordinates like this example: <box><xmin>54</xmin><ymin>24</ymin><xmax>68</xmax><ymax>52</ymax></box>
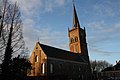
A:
<box><xmin>72</xmin><ymin>1</ymin><xmax>80</xmax><ymax>28</ymax></box>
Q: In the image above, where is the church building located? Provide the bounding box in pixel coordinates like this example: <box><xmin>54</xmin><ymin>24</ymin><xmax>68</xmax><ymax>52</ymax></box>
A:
<box><xmin>28</xmin><ymin>3</ymin><xmax>91</xmax><ymax>80</ymax></box>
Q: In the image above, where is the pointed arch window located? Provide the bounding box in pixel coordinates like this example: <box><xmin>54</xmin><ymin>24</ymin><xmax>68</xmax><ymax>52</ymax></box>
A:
<box><xmin>35</xmin><ymin>55</ymin><xmax>38</xmax><ymax>62</ymax></box>
<box><xmin>70</xmin><ymin>38</ymin><xmax>74</xmax><ymax>43</ymax></box>
<box><xmin>79</xmin><ymin>67</ymin><xmax>81</xmax><ymax>71</ymax></box>
<box><xmin>75</xmin><ymin>37</ymin><xmax>78</xmax><ymax>42</ymax></box>
<box><xmin>50</xmin><ymin>64</ymin><xmax>53</xmax><ymax>73</ymax></box>
<box><xmin>41</xmin><ymin>63</ymin><xmax>45</xmax><ymax>74</ymax></box>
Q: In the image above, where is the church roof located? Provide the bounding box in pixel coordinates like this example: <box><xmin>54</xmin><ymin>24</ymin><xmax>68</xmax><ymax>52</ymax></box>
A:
<box><xmin>38</xmin><ymin>42</ymin><xmax>87</xmax><ymax>63</ymax></box>
<box><xmin>101</xmin><ymin>67</ymin><xmax>113</xmax><ymax>72</ymax></box>
<box><xmin>102</xmin><ymin>62</ymin><xmax>120</xmax><ymax>72</ymax></box>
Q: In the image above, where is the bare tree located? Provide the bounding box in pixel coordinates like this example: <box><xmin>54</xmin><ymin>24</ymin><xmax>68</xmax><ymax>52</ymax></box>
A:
<box><xmin>0</xmin><ymin>0</ymin><xmax>25</xmax><ymax>61</ymax></box>
<box><xmin>0</xmin><ymin>0</ymin><xmax>7</xmax><ymax>37</ymax></box>
<box><xmin>1</xmin><ymin>0</ymin><xmax>25</xmax><ymax>79</ymax></box>
<box><xmin>0</xmin><ymin>0</ymin><xmax>8</xmax><ymax>60</ymax></box>
<box><xmin>90</xmin><ymin>60</ymin><xmax>113</xmax><ymax>72</ymax></box>
<box><xmin>19</xmin><ymin>47</ymin><xmax>30</xmax><ymax>59</ymax></box>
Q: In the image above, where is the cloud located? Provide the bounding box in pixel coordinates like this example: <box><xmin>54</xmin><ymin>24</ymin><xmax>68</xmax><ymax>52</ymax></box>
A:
<box><xmin>10</xmin><ymin>0</ymin><xmax>42</xmax><ymax>16</ymax></box>
<box><xmin>87</xmin><ymin>20</ymin><xmax>120</xmax><ymax>34</ymax></box>
<box><xmin>87</xmin><ymin>20</ymin><xmax>120</xmax><ymax>55</ymax></box>
<box><xmin>34</xmin><ymin>27</ymin><xmax>68</xmax><ymax>48</ymax></box>
<box><xmin>87</xmin><ymin>21</ymin><xmax>120</xmax><ymax>41</ymax></box>
<box><xmin>87</xmin><ymin>20</ymin><xmax>105</xmax><ymax>31</ymax></box>
<box><xmin>23</xmin><ymin>25</ymin><xmax>68</xmax><ymax>53</ymax></box>
<box><xmin>44</xmin><ymin>0</ymin><xmax>65</xmax><ymax>12</ymax></box>
<box><xmin>9</xmin><ymin>0</ymin><xmax>66</xmax><ymax>53</ymax></box>
<box><xmin>93</xmin><ymin>0</ymin><xmax>120</xmax><ymax>17</ymax></box>
<box><xmin>89</xmin><ymin>46</ymin><xmax>120</xmax><ymax>56</ymax></box>
<box><xmin>114</xmin><ymin>22</ymin><xmax>120</xmax><ymax>30</ymax></box>
<box><xmin>22</xmin><ymin>17</ymin><xmax>68</xmax><ymax>53</ymax></box>
<box><xmin>10</xmin><ymin>0</ymin><xmax>65</xmax><ymax>15</ymax></box>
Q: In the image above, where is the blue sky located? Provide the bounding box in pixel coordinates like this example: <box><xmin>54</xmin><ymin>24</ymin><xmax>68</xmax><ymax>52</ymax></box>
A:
<box><xmin>10</xmin><ymin>0</ymin><xmax>120</xmax><ymax>65</ymax></box>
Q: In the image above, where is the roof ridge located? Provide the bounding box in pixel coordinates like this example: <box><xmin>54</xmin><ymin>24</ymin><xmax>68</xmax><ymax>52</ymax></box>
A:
<box><xmin>38</xmin><ymin>42</ymin><xmax>79</xmax><ymax>55</ymax></box>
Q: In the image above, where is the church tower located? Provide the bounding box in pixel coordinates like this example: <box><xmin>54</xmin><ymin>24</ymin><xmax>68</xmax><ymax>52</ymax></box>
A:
<box><xmin>68</xmin><ymin>3</ymin><xmax>88</xmax><ymax>56</ymax></box>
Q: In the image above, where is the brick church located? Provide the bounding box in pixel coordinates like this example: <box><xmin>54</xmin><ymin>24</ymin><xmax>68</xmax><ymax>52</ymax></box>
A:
<box><xmin>28</xmin><ymin>3</ymin><xmax>92</xmax><ymax>80</ymax></box>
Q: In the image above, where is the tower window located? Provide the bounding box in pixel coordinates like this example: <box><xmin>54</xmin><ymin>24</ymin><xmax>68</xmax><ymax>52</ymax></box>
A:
<box><xmin>35</xmin><ymin>55</ymin><xmax>38</xmax><ymax>62</ymax></box>
<box><xmin>75</xmin><ymin>37</ymin><xmax>78</xmax><ymax>42</ymax></box>
<box><xmin>70</xmin><ymin>38</ymin><xmax>74</xmax><ymax>43</ymax></box>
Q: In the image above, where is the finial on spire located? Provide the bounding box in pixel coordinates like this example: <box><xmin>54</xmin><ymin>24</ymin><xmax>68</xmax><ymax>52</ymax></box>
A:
<box><xmin>37</xmin><ymin>36</ymin><xmax>40</xmax><ymax>43</ymax></box>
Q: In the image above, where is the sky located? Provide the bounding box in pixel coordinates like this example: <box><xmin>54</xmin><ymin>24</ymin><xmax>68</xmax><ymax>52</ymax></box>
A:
<box><xmin>9</xmin><ymin>0</ymin><xmax>120</xmax><ymax>65</ymax></box>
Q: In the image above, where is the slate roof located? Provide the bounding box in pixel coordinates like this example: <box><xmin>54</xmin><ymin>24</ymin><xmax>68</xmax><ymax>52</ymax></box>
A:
<box><xmin>102</xmin><ymin>63</ymin><xmax>120</xmax><ymax>72</ymax></box>
<box><xmin>101</xmin><ymin>67</ymin><xmax>113</xmax><ymax>72</ymax></box>
<box><xmin>38</xmin><ymin>42</ymin><xmax>88</xmax><ymax>63</ymax></box>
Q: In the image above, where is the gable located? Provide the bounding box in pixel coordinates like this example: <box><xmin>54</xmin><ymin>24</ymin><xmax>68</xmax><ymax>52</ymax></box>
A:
<box><xmin>29</xmin><ymin>42</ymin><xmax>47</xmax><ymax>64</ymax></box>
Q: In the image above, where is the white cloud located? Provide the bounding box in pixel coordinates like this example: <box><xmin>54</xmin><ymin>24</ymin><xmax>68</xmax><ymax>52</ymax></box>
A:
<box><xmin>87</xmin><ymin>21</ymin><xmax>120</xmax><ymax>55</ymax></box>
<box><xmin>9</xmin><ymin>0</ymin><xmax>66</xmax><ymax>53</ymax></box>
<box><xmin>44</xmin><ymin>0</ymin><xmax>65</xmax><ymax>12</ymax></box>
<box><xmin>93</xmin><ymin>1</ymin><xmax>116</xmax><ymax>17</ymax></box>
<box><xmin>114</xmin><ymin>22</ymin><xmax>120</xmax><ymax>30</ymax></box>
<box><xmin>89</xmin><ymin>46</ymin><xmax>120</xmax><ymax>56</ymax></box>
<box><xmin>10</xmin><ymin>0</ymin><xmax>65</xmax><ymax>15</ymax></box>
<box><xmin>34</xmin><ymin>27</ymin><xmax>68</xmax><ymax>48</ymax></box>
<box><xmin>23</xmin><ymin>25</ymin><xmax>68</xmax><ymax>53</ymax></box>
<box><xmin>10</xmin><ymin>0</ymin><xmax>43</xmax><ymax>16</ymax></box>
<box><xmin>87</xmin><ymin>21</ymin><xmax>120</xmax><ymax>37</ymax></box>
<box><xmin>87</xmin><ymin>20</ymin><xmax>105</xmax><ymax>31</ymax></box>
